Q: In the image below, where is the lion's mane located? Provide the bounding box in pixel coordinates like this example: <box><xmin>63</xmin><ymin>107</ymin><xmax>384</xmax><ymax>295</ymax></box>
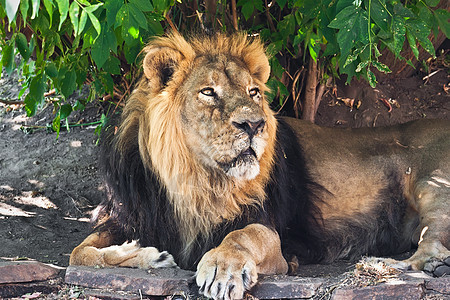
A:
<box><xmin>95</xmin><ymin>33</ymin><xmax>320</xmax><ymax>269</ymax></box>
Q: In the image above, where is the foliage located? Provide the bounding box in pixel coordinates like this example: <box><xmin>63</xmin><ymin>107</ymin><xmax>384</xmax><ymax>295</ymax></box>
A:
<box><xmin>0</xmin><ymin>0</ymin><xmax>448</xmax><ymax>129</ymax></box>
<box><xmin>0</xmin><ymin>0</ymin><xmax>169</xmax><ymax>134</ymax></box>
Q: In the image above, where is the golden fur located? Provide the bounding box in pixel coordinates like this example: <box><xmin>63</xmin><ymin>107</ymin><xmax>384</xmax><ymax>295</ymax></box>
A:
<box><xmin>115</xmin><ymin>33</ymin><xmax>277</xmax><ymax>252</ymax></box>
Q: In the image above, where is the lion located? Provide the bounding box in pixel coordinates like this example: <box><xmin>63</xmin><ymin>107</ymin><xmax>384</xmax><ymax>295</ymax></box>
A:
<box><xmin>70</xmin><ymin>32</ymin><xmax>450</xmax><ymax>300</ymax></box>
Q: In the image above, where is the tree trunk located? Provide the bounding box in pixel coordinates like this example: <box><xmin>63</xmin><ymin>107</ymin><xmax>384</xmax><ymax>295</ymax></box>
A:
<box><xmin>302</xmin><ymin>57</ymin><xmax>318</xmax><ymax>122</ymax></box>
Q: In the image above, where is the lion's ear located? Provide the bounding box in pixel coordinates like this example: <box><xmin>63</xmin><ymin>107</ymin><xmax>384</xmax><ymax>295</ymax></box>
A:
<box><xmin>142</xmin><ymin>46</ymin><xmax>184</xmax><ymax>90</ymax></box>
<box><xmin>250</xmin><ymin>58</ymin><xmax>270</xmax><ymax>84</ymax></box>
<box><xmin>242</xmin><ymin>40</ymin><xmax>271</xmax><ymax>84</ymax></box>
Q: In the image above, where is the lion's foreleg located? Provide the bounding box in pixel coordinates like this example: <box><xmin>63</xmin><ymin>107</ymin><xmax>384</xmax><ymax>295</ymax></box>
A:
<box><xmin>196</xmin><ymin>223</ymin><xmax>288</xmax><ymax>300</ymax></box>
<box><xmin>69</xmin><ymin>231</ymin><xmax>177</xmax><ymax>269</ymax></box>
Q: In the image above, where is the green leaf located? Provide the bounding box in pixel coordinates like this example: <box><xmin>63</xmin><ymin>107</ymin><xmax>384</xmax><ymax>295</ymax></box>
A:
<box><xmin>102</xmin><ymin>55</ymin><xmax>121</xmax><ymax>74</ymax></box>
<box><xmin>123</xmin><ymin>42</ymin><xmax>140</xmax><ymax>63</ymax></box>
<box><xmin>52</xmin><ymin>114</ymin><xmax>61</xmax><ymax>136</ymax></box>
<box><xmin>434</xmin><ymin>9</ymin><xmax>450</xmax><ymax>38</ymax></box>
<box><xmin>100</xmin><ymin>73</ymin><xmax>114</xmax><ymax>95</ymax></box>
<box><xmin>277</xmin><ymin>0</ymin><xmax>287</xmax><ymax>9</ymax></box>
<box><xmin>393</xmin><ymin>3</ymin><xmax>414</xmax><ymax>18</ymax></box>
<box><xmin>15</xmin><ymin>33</ymin><xmax>31</xmax><ymax>60</ymax></box>
<box><xmin>277</xmin><ymin>14</ymin><xmax>296</xmax><ymax>38</ymax></box>
<box><xmin>73</xmin><ymin>99</ymin><xmax>85</xmax><ymax>111</ymax></box>
<box><xmin>60</xmin><ymin>104</ymin><xmax>72</xmax><ymax>119</ymax></box>
<box><xmin>43</xmin><ymin>0</ymin><xmax>53</xmax><ymax>25</ymax></box>
<box><xmin>372</xmin><ymin>61</ymin><xmax>391</xmax><ymax>73</ymax></box>
<box><xmin>45</xmin><ymin>62</ymin><xmax>58</xmax><ymax>78</ymax></box>
<box><xmin>269</xmin><ymin>57</ymin><xmax>285</xmax><ymax>79</ymax></box>
<box><xmin>24</xmin><ymin>72</ymin><xmax>46</xmax><ymax>116</ymax></box>
<box><xmin>330</xmin><ymin>6</ymin><xmax>368</xmax><ymax>60</ymax></box>
<box><xmin>147</xmin><ymin>18</ymin><xmax>164</xmax><ymax>35</ymax></box>
<box><xmin>406</xmin><ymin>19</ymin><xmax>435</xmax><ymax>57</ymax></box>
<box><xmin>20</xmin><ymin>0</ymin><xmax>29</xmax><ymax>21</ymax></box>
<box><xmin>116</xmin><ymin>3</ymin><xmax>145</xmax><ymax>44</ymax></box>
<box><xmin>367</xmin><ymin>68</ymin><xmax>377</xmax><ymax>88</ymax></box>
<box><xmin>266</xmin><ymin>40</ymin><xmax>283</xmax><ymax>57</ymax></box>
<box><xmin>87</xmin><ymin>11</ymin><xmax>101</xmax><ymax>36</ymax></box>
<box><xmin>78</xmin><ymin>9</ymin><xmax>88</xmax><ymax>35</ymax></box>
<box><xmin>391</xmin><ymin>15</ymin><xmax>406</xmax><ymax>58</ymax></box>
<box><xmin>424</xmin><ymin>0</ymin><xmax>440</xmax><ymax>7</ymax></box>
<box><xmin>31</xmin><ymin>0</ymin><xmax>40</xmax><ymax>19</ymax></box>
<box><xmin>130</xmin><ymin>0</ymin><xmax>153</xmax><ymax>12</ymax></box>
<box><xmin>1</xmin><ymin>43</ymin><xmax>14</xmax><ymax>74</ymax></box>
<box><xmin>69</xmin><ymin>1</ymin><xmax>80</xmax><ymax>35</ymax></box>
<box><xmin>55</xmin><ymin>0</ymin><xmax>69</xmax><ymax>30</ymax></box>
<box><xmin>5</xmin><ymin>0</ymin><xmax>20</xmax><ymax>22</ymax></box>
<box><xmin>241</xmin><ymin>1</ymin><xmax>255</xmax><ymax>20</ymax></box>
<box><xmin>91</xmin><ymin>24</ymin><xmax>117</xmax><ymax>68</ymax></box>
<box><xmin>84</xmin><ymin>3</ymin><xmax>103</xmax><ymax>13</ymax></box>
<box><xmin>105</xmin><ymin>0</ymin><xmax>122</xmax><ymax>26</ymax></box>
<box><xmin>344</xmin><ymin>47</ymin><xmax>363</xmax><ymax>68</ymax></box>
<box><xmin>328</xmin><ymin>6</ymin><xmax>359</xmax><ymax>29</ymax></box>
<box><xmin>335</xmin><ymin>0</ymin><xmax>354</xmax><ymax>13</ymax></box>
<box><xmin>368</xmin><ymin>0</ymin><xmax>389</xmax><ymax>32</ymax></box>
<box><xmin>355</xmin><ymin>60</ymin><xmax>369</xmax><ymax>73</ymax></box>
<box><xmin>128</xmin><ymin>3</ymin><xmax>148</xmax><ymax>30</ymax></box>
<box><xmin>406</xmin><ymin>29</ymin><xmax>419</xmax><ymax>60</ymax></box>
<box><xmin>60</xmin><ymin>69</ymin><xmax>77</xmax><ymax>98</ymax></box>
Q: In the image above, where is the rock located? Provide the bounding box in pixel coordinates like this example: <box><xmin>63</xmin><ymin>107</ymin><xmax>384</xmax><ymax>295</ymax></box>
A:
<box><xmin>425</xmin><ymin>276</ymin><xmax>450</xmax><ymax>294</ymax></box>
<box><xmin>65</xmin><ymin>266</ymin><xmax>194</xmax><ymax>296</ymax></box>
<box><xmin>433</xmin><ymin>264</ymin><xmax>450</xmax><ymax>277</ymax></box>
<box><xmin>0</xmin><ymin>261</ymin><xmax>60</xmax><ymax>284</ymax></box>
<box><xmin>250</xmin><ymin>275</ymin><xmax>324</xmax><ymax>299</ymax></box>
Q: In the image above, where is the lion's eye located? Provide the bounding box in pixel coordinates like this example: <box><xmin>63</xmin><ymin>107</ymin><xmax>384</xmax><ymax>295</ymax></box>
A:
<box><xmin>200</xmin><ymin>88</ymin><xmax>215</xmax><ymax>97</ymax></box>
<box><xmin>249</xmin><ymin>88</ymin><xmax>260</xmax><ymax>97</ymax></box>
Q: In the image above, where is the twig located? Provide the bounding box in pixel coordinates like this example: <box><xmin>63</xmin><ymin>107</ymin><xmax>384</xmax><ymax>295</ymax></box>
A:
<box><xmin>58</xmin><ymin>188</ymin><xmax>82</xmax><ymax>214</ymax></box>
<box><xmin>0</xmin><ymin>99</ymin><xmax>24</xmax><ymax>105</ymax></box>
<box><xmin>288</xmin><ymin>67</ymin><xmax>305</xmax><ymax>117</ymax></box>
<box><xmin>44</xmin><ymin>89</ymin><xmax>56</xmax><ymax>97</ymax></box>
<box><xmin>422</xmin><ymin>69</ymin><xmax>440</xmax><ymax>81</ymax></box>
<box><xmin>231</xmin><ymin>0</ymin><xmax>238</xmax><ymax>30</ymax></box>
<box><xmin>165</xmin><ymin>13</ymin><xmax>179</xmax><ymax>33</ymax></box>
<box><xmin>265</xmin><ymin>0</ymin><xmax>276</xmax><ymax>32</ymax></box>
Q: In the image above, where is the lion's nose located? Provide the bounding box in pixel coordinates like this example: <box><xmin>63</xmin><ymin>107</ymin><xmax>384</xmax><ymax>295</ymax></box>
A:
<box><xmin>232</xmin><ymin>119</ymin><xmax>266</xmax><ymax>137</ymax></box>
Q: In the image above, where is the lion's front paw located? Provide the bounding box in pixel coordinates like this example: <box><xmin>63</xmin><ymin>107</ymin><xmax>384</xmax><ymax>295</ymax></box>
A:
<box><xmin>135</xmin><ymin>247</ymin><xmax>177</xmax><ymax>269</ymax></box>
<box><xmin>106</xmin><ymin>241</ymin><xmax>177</xmax><ymax>269</ymax></box>
<box><xmin>196</xmin><ymin>249</ymin><xmax>258</xmax><ymax>300</ymax></box>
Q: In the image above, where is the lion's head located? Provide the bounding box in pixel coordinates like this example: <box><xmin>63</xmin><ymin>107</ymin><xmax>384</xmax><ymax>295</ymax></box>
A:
<box><xmin>116</xmin><ymin>33</ymin><xmax>277</xmax><ymax>251</ymax></box>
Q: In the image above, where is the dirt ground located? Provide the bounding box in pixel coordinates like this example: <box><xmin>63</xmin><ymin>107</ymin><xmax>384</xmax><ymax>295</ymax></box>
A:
<box><xmin>0</xmin><ymin>53</ymin><xmax>448</xmax><ymax>296</ymax></box>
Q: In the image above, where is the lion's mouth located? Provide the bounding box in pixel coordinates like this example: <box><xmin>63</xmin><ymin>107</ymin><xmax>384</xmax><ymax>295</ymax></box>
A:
<box><xmin>218</xmin><ymin>147</ymin><xmax>258</xmax><ymax>173</ymax></box>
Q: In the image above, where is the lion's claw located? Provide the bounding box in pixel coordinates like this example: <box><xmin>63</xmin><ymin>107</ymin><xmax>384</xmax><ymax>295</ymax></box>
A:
<box><xmin>196</xmin><ymin>250</ymin><xmax>257</xmax><ymax>300</ymax></box>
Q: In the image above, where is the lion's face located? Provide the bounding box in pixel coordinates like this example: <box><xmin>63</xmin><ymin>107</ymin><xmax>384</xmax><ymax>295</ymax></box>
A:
<box><xmin>179</xmin><ymin>55</ymin><xmax>270</xmax><ymax>181</ymax></box>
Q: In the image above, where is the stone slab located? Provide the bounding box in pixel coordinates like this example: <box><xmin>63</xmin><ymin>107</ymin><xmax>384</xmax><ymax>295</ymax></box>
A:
<box><xmin>66</xmin><ymin>266</ymin><xmax>325</xmax><ymax>299</ymax></box>
<box><xmin>250</xmin><ymin>274</ymin><xmax>324</xmax><ymax>299</ymax></box>
<box><xmin>331</xmin><ymin>272</ymin><xmax>450</xmax><ymax>300</ymax></box>
<box><xmin>0</xmin><ymin>261</ymin><xmax>60</xmax><ymax>284</ymax></box>
<box><xmin>65</xmin><ymin>266</ymin><xmax>194</xmax><ymax>296</ymax></box>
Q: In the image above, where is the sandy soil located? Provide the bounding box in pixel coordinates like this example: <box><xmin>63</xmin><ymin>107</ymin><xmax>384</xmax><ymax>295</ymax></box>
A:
<box><xmin>0</xmin><ymin>57</ymin><xmax>448</xmax><ymax>279</ymax></box>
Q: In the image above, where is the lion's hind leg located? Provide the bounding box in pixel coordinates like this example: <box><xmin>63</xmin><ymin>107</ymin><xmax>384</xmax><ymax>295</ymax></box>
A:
<box><xmin>70</xmin><ymin>231</ymin><xmax>177</xmax><ymax>269</ymax></box>
<box><xmin>394</xmin><ymin>172</ymin><xmax>450</xmax><ymax>276</ymax></box>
